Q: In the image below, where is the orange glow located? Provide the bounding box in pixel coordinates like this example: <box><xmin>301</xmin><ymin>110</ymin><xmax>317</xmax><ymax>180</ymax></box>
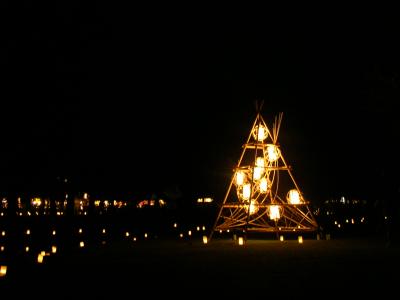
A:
<box><xmin>238</xmin><ymin>237</ymin><xmax>244</xmax><ymax>245</ymax></box>
<box><xmin>242</xmin><ymin>184</ymin><xmax>251</xmax><ymax>200</ymax></box>
<box><xmin>266</xmin><ymin>144</ymin><xmax>280</xmax><ymax>162</ymax></box>
<box><xmin>202</xmin><ymin>236</ymin><xmax>208</xmax><ymax>244</ymax></box>
<box><xmin>259</xmin><ymin>177</ymin><xmax>268</xmax><ymax>193</ymax></box>
<box><xmin>287</xmin><ymin>189</ymin><xmax>301</xmax><ymax>204</ymax></box>
<box><xmin>236</xmin><ymin>171</ymin><xmax>245</xmax><ymax>186</ymax></box>
<box><xmin>298</xmin><ymin>236</ymin><xmax>303</xmax><ymax>244</ymax></box>
<box><xmin>252</xmin><ymin>124</ymin><xmax>267</xmax><ymax>142</ymax></box>
<box><xmin>0</xmin><ymin>265</ymin><xmax>7</xmax><ymax>277</ymax></box>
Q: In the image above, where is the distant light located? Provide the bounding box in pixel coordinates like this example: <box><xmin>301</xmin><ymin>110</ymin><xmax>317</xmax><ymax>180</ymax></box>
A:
<box><xmin>51</xmin><ymin>246</ymin><xmax>57</xmax><ymax>254</ymax></box>
<box><xmin>173</xmin><ymin>223</ymin><xmax>177</xmax><ymax>228</ymax></box>
<box><xmin>384</xmin><ymin>216</ymin><xmax>388</xmax><ymax>220</ymax></box>
<box><xmin>202</xmin><ymin>226</ymin><xmax>206</xmax><ymax>231</ymax></box>
<box><xmin>0</xmin><ymin>265</ymin><xmax>7</xmax><ymax>277</ymax></box>
<box><xmin>202</xmin><ymin>236</ymin><xmax>208</xmax><ymax>244</ymax></box>
<box><xmin>337</xmin><ymin>224</ymin><xmax>341</xmax><ymax>228</ymax></box>
<box><xmin>0</xmin><ymin>246</ymin><xmax>4</xmax><ymax>251</ymax></box>
<box><xmin>144</xmin><ymin>233</ymin><xmax>148</xmax><ymax>238</ymax></box>
<box><xmin>361</xmin><ymin>217</ymin><xmax>365</xmax><ymax>223</ymax></box>
<box><xmin>79</xmin><ymin>241</ymin><xmax>85</xmax><ymax>248</ymax></box>
<box><xmin>52</xmin><ymin>230</ymin><xmax>56</xmax><ymax>236</ymax></box>
<box><xmin>133</xmin><ymin>237</ymin><xmax>137</xmax><ymax>242</ymax></box>
<box><xmin>84</xmin><ymin>212</ymin><xmax>87</xmax><ymax>215</ymax></box>
<box><xmin>26</xmin><ymin>229</ymin><xmax>30</xmax><ymax>235</ymax></box>
<box><xmin>0</xmin><ymin>212</ymin><xmax>3</xmax><ymax>216</ymax></box>
<box><xmin>219</xmin><ymin>230</ymin><xmax>222</xmax><ymax>234</ymax></box>
<box><xmin>101</xmin><ymin>241</ymin><xmax>106</xmax><ymax>245</ymax></box>
<box><xmin>179</xmin><ymin>233</ymin><xmax>183</xmax><ymax>238</ymax></box>
<box><xmin>1</xmin><ymin>231</ymin><xmax>5</xmax><ymax>236</ymax></box>
<box><xmin>25</xmin><ymin>246</ymin><xmax>29</xmax><ymax>252</ymax></box>
<box><xmin>188</xmin><ymin>230</ymin><xmax>192</xmax><ymax>236</ymax></box>
<box><xmin>125</xmin><ymin>232</ymin><xmax>130</xmax><ymax>237</ymax></box>
<box><xmin>196</xmin><ymin>226</ymin><xmax>200</xmax><ymax>231</ymax></box>
<box><xmin>238</xmin><ymin>237</ymin><xmax>244</xmax><ymax>246</ymax></box>
<box><xmin>280</xmin><ymin>235</ymin><xmax>284</xmax><ymax>242</ymax></box>
<box><xmin>227</xmin><ymin>229</ymin><xmax>230</xmax><ymax>233</ymax></box>
<box><xmin>345</xmin><ymin>219</ymin><xmax>349</xmax><ymax>223</ymax></box>
<box><xmin>351</xmin><ymin>218</ymin><xmax>354</xmax><ymax>224</ymax></box>
<box><xmin>102</xmin><ymin>229</ymin><xmax>106</xmax><ymax>234</ymax></box>
<box><xmin>334</xmin><ymin>221</ymin><xmax>337</xmax><ymax>225</ymax></box>
<box><xmin>37</xmin><ymin>254</ymin><xmax>44</xmax><ymax>263</ymax></box>
<box><xmin>79</xmin><ymin>228</ymin><xmax>82</xmax><ymax>234</ymax></box>
<box><xmin>298</xmin><ymin>236</ymin><xmax>303</xmax><ymax>244</ymax></box>
<box><xmin>204</xmin><ymin>197</ymin><xmax>213</xmax><ymax>203</ymax></box>
<box><xmin>83</xmin><ymin>193</ymin><xmax>88</xmax><ymax>200</ymax></box>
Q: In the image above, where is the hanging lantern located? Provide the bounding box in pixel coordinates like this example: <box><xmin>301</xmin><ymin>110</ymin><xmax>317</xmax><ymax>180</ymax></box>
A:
<box><xmin>252</xmin><ymin>124</ymin><xmax>268</xmax><ymax>142</ymax></box>
<box><xmin>242</xmin><ymin>183</ymin><xmax>251</xmax><ymax>200</ymax></box>
<box><xmin>248</xmin><ymin>200</ymin><xmax>259</xmax><ymax>215</ymax></box>
<box><xmin>259</xmin><ymin>177</ymin><xmax>269</xmax><ymax>193</ymax></box>
<box><xmin>287</xmin><ymin>189</ymin><xmax>302</xmax><ymax>204</ymax></box>
<box><xmin>236</xmin><ymin>171</ymin><xmax>245</xmax><ymax>186</ymax></box>
<box><xmin>266</xmin><ymin>144</ymin><xmax>280</xmax><ymax>162</ymax></box>
<box><xmin>269</xmin><ymin>205</ymin><xmax>281</xmax><ymax>220</ymax></box>
<box><xmin>253</xmin><ymin>157</ymin><xmax>265</xmax><ymax>180</ymax></box>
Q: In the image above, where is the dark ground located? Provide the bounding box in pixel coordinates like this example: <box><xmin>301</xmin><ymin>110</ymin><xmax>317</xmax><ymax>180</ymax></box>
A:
<box><xmin>1</xmin><ymin>236</ymin><xmax>398</xmax><ymax>298</ymax></box>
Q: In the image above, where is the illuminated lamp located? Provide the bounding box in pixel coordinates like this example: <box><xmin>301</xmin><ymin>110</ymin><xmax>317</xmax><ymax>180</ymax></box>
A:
<box><xmin>252</xmin><ymin>124</ymin><xmax>268</xmax><ymax>142</ymax></box>
<box><xmin>236</xmin><ymin>171</ymin><xmax>245</xmax><ymax>186</ymax></box>
<box><xmin>259</xmin><ymin>177</ymin><xmax>268</xmax><ymax>193</ymax></box>
<box><xmin>280</xmin><ymin>235</ymin><xmax>284</xmax><ymax>242</ymax></box>
<box><xmin>269</xmin><ymin>205</ymin><xmax>281</xmax><ymax>220</ymax></box>
<box><xmin>51</xmin><ymin>246</ymin><xmax>57</xmax><ymax>254</ymax></box>
<box><xmin>202</xmin><ymin>236</ymin><xmax>208</xmax><ymax>244</ymax></box>
<box><xmin>238</xmin><ymin>237</ymin><xmax>245</xmax><ymax>246</ymax></box>
<box><xmin>248</xmin><ymin>200</ymin><xmax>259</xmax><ymax>215</ymax></box>
<box><xmin>298</xmin><ymin>236</ymin><xmax>303</xmax><ymax>244</ymax></box>
<box><xmin>287</xmin><ymin>189</ymin><xmax>301</xmax><ymax>204</ymax></box>
<box><xmin>266</xmin><ymin>144</ymin><xmax>280</xmax><ymax>162</ymax></box>
<box><xmin>242</xmin><ymin>183</ymin><xmax>251</xmax><ymax>200</ymax></box>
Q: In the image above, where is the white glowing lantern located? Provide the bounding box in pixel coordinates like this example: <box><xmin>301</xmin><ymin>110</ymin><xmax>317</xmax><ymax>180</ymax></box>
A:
<box><xmin>280</xmin><ymin>235</ymin><xmax>284</xmax><ymax>242</ymax></box>
<box><xmin>266</xmin><ymin>144</ymin><xmax>280</xmax><ymax>162</ymax></box>
<box><xmin>202</xmin><ymin>236</ymin><xmax>208</xmax><ymax>244</ymax></box>
<box><xmin>238</xmin><ymin>237</ymin><xmax>244</xmax><ymax>245</ymax></box>
<box><xmin>0</xmin><ymin>265</ymin><xmax>7</xmax><ymax>277</ymax></box>
<box><xmin>259</xmin><ymin>177</ymin><xmax>268</xmax><ymax>193</ymax></box>
<box><xmin>79</xmin><ymin>241</ymin><xmax>84</xmax><ymax>248</ymax></box>
<box><xmin>287</xmin><ymin>189</ymin><xmax>301</xmax><ymax>204</ymax></box>
<box><xmin>51</xmin><ymin>246</ymin><xmax>57</xmax><ymax>254</ymax></box>
<box><xmin>252</xmin><ymin>124</ymin><xmax>268</xmax><ymax>142</ymax></box>
<box><xmin>298</xmin><ymin>236</ymin><xmax>303</xmax><ymax>244</ymax></box>
<box><xmin>236</xmin><ymin>171</ymin><xmax>245</xmax><ymax>186</ymax></box>
<box><xmin>242</xmin><ymin>184</ymin><xmax>251</xmax><ymax>200</ymax></box>
<box><xmin>269</xmin><ymin>205</ymin><xmax>281</xmax><ymax>220</ymax></box>
<box><xmin>248</xmin><ymin>200</ymin><xmax>259</xmax><ymax>215</ymax></box>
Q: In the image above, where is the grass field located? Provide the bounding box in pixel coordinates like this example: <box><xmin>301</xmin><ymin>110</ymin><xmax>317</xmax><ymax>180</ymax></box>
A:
<box><xmin>1</xmin><ymin>236</ymin><xmax>398</xmax><ymax>298</ymax></box>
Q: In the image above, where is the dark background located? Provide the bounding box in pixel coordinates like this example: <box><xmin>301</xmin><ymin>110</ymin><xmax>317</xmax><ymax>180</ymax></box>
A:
<box><xmin>1</xmin><ymin>4</ymin><xmax>400</xmax><ymax>204</ymax></box>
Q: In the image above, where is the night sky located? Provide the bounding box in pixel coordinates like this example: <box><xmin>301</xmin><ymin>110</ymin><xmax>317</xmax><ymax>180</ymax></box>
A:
<box><xmin>1</xmin><ymin>5</ymin><xmax>400</xmax><ymax>203</ymax></box>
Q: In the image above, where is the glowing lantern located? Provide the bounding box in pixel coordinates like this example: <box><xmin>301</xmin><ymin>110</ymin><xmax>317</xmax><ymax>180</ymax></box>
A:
<box><xmin>79</xmin><ymin>241</ymin><xmax>84</xmax><ymax>248</ymax></box>
<box><xmin>242</xmin><ymin>184</ymin><xmax>251</xmax><ymax>200</ymax></box>
<box><xmin>287</xmin><ymin>189</ymin><xmax>301</xmax><ymax>204</ymax></box>
<box><xmin>188</xmin><ymin>230</ymin><xmax>192</xmax><ymax>236</ymax></box>
<box><xmin>25</xmin><ymin>246</ymin><xmax>29</xmax><ymax>252</ymax></box>
<box><xmin>248</xmin><ymin>200</ymin><xmax>259</xmax><ymax>215</ymax></box>
<box><xmin>238</xmin><ymin>237</ymin><xmax>244</xmax><ymax>246</ymax></box>
<box><xmin>0</xmin><ymin>265</ymin><xmax>7</xmax><ymax>277</ymax></box>
<box><xmin>133</xmin><ymin>237</ymin><xmax>137</xmax><ymax>242</ymax></box>
<box><xmin>2</xmin><ymin>231</ymin><xmax>5</xmax><ymax>236</ymax></box>
<box><xmin>0</xmin><ymin>246</ymin><xmax>4</xmax><ymax>252</ymax></box>
<box><xmin>179</xmin><ymin>233</ymin><xmax>183</xmax><ymax>238</ymax></box>
<box><xmin>236</xmin><ymin>171</ymin><xmax>245</xmax><ymax>186</ymax></box>
<box><xmin>298</xmin><ymin>236</ymin><xmax>303</xmax><ymax>244</ymax></box>
<box><xmin>196</xmin><ymin>226</ymin><xmax>200</xmax><ymax>231</ymax></box>
<box><xmin>259</xmin><ymin>178</ymin><xmax>268</xmax><ymax>193</ymax></box>
<box><xmin>202</xmin><ymin>226</ymin><xmax>206</xmax><ymax>231</ymax></box>
<box><xmin>37</xmin><ymin>254</ymin><xmax>44</xmax><ymax>263</ymax></box>
<box><xmin>173</xmin><ymin>223</ymin><xmax>177</xmax><ymax>228</ymax></box>
<box><xmin>102</xmin><ymin>229</ymin><xmax>106</xmax><ymax>234</ymax></box>
<box><xmin>203</xmin><ymin>236</ymin><xmax>208</xmax><ymax>244</ymax></box>
<box><xmin>52</xmin><ymin>230</ymin><xmax>56</xmax><ymax>236</ymax></box>
<box><xmin>26</xmin><ymin>229</ymin><xmax>30</xmax><ymax>235</ymax></box>
<box><xmin>125</xmin><ymin>232</ymin><xmax>130</xmax><ymax>237</ymax></box>
<box><xmin>252</xmin><ymin>124</ymin><xmax>268</xmax><ymax>142</ymax></box>
<box><xmin>78</xmin><ymin>228</ymin><xmax>82</xmax><ymax>234</ymax></box>
<box><xmin>266</xmin><ymin>144</ymin><xmax>280</xmax><ymax>162</ymax></box>
<box><xmin>269</xmin><ymin>205</ymin><xmax>281</xmax><ymax>220</ymax></box>
<box><xmin>51</xmin><ymin>246</ymin><xmax>57</xmax><ymax>254</ymax></box>
<box><xmin>280</xmin><ymin>235</ymin><xmax>284</xmax><ymax>242</ymax></box>
<box><xmin>144</xmin><ymin>233</ymin><xmax>148</xmax><ymax>238</ymax></box>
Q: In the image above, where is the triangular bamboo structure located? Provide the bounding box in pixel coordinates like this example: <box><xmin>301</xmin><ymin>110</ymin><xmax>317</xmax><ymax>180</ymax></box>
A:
<box><xmin>210</xmin><ymin>105</ymin><xmax>318</xmax><ymax>240</ymax></box>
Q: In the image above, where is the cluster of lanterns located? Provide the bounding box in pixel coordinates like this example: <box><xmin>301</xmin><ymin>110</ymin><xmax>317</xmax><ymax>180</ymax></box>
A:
<box><xmin>234</xmin><ymin>124</ymin><xmax>303</xmax><ymax>219</ymax></box>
